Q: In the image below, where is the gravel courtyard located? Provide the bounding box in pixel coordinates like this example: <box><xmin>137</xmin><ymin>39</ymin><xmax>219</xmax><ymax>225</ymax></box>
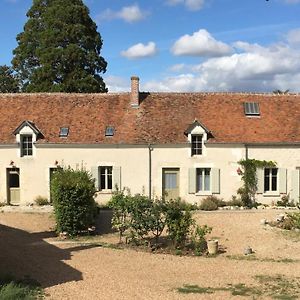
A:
<box><xmin>0</xmin><ymin>208</ymin><xmax>299</xmax><ymax>299</ymax></box>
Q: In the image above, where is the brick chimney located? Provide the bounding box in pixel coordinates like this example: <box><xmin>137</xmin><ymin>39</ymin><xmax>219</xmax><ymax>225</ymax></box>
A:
<box><xmin>130</xmin><ymin>76</ymin><xmax>140</xmax><ymax>108</ymax></box>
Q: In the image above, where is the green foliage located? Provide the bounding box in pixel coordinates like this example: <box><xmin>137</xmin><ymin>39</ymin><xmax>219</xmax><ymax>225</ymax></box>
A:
<box><xmin>12</xmin><ymin>0</ymin><xmax>107</xmax><ymax>92</ymax></box>
<box><xmin>0</xmin><ymin>65</ymin><xmax>19</xmax><ymax>93</ymax></box>
<box><xmin>226</xmin><ymin>196</ymin><xmax>243</xmax><ymax>207</ymax></box>
<box><xmin>165</xmin><ymin>198</ymin><xmax>195</xmax><ymax>248</ymax></box>
<box><xmin>34</xmin><ymin>195</ymin><xmax>49</xmax><ymax>206</ymax></box>
<box><xmin>238</xmin><ymin>159</ymin><xmax>276</xmax><ymax>207</ymax></box>
<box><xmin>109</xmin><ymin>193</ymin><xmax>211</xmax><ymax>253</ymax></box>
<box><xmin>287</xmin><ymin>212</ymin><xmax>300</xmax><ymax>229</ymax></box>
<box><xmin>51</xmin><ymin>167</ymin><xmax>97</xmax><ymax>237</ymax></box>
<box><xmin>0</xmin><ymin>275</ymin><xmax>42</xmax><ymax>300</ymax></box>
<box><xmin>191</xmin><ymin>225</ymin><xmax>212</xmax><ymax>254</ymax></box>
<box><xmin>108</xmin><ymin>190</ymin><xmax>131</xmax><ymax>242</ymax></box>
<box><xmin>199</xmin><ymin>196</ymin><xmax>219</xmax><ymax>211</ymax></box>
<box><xmin>277</xmin><ymin>195</ymin><xmax>295</xmax><ymax>207</ymax></box>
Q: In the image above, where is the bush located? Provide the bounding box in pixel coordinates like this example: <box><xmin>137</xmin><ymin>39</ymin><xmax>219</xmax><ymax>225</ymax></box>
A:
<box><xmin>287</xmin><ymin>212</ymin><xmax>300</xmax><ymax>229</ymax></box>
<box><xmin>191</xmin><ymin>224</ymin><xmax>212</xmax><ymax>255</ymax></box>
<box><xmin>51</xmin><ymin>167</ymin><xmax>97</xmax><ymax>237</ymax></box>
<box><xmin>165</xmin><ymin>198</ymin><xmax>195</xmax><ymax>248</ymax></box>
<box><xmin>34</xmin><ymin>195</ymin><xmax>49</xmax><ymax>206</ymax></box>
<box><xmin>199</xmin><ymin>197</ymin><xmax>218</xmax><ymax>211</ymax></box>
<box><xmin>277</xmin><ymin>195</ymin><xmax>295</xmax><ymax>207</ymax></box>
<box><xmin>226</xmin><ymin>196</ymin><xmax>243</xmax><ymax>207</ymax></box>
<box><xmin>0</xmin><ymin>275</ymin><xmax>42</xmax><ymax>300</ymax></box>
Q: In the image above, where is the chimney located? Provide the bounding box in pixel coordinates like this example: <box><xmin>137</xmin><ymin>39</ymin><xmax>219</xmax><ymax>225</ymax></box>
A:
<box><xmin>130</xmin><ymin>76</ymin><xmax>140</xmax><ymax>108</ymax></box>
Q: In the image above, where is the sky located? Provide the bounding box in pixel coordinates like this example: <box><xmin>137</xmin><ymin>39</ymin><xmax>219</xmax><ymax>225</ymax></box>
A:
<box><xmin>1</xmin><ymin>0</ymin><xmax>300</xmax><ymax>92</ymax></box>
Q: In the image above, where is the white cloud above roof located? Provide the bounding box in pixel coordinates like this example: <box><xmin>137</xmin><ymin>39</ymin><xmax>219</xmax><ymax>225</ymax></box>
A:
<box><xmin>166</xmin><ymin>0</ymin><xmax>205</xmax><ymax>11</ymax></box>
<box><xmin>171</xmin><ymin>29</ymin><xmax>233</xmax><ymax>57</ymax></box>
<box><xmin>121</xmin><ymin>42</ymin><xmax>158</xmax><ymax>59</ymax></box>
<box><xmin>98</xmin><ymin>4</ymin><xmax>148</xmax><ymax>23</ymax></box>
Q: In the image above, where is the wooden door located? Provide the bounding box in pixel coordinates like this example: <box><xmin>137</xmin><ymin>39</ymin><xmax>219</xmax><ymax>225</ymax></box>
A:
<box><xmin>7</xmin><ymin>168</ymin><xmax>20</xmax><ymax>205</ymax></box>
<box><xmin>162</xmin><ymin>168</ymin><xmax>180</xmax><ymax>200</ymax></box>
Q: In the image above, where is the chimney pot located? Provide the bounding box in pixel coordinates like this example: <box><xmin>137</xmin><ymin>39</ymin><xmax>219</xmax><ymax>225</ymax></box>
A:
<box><xmin>131</xmin><ymin>76</ymin><xmax>140</xmax><ymax>108</ymax></box>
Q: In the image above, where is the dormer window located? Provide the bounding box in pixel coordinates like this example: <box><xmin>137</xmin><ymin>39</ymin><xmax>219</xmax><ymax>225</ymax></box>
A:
<box><xmin>105</xmin><ymin>126</ymin><xmax>114</xmax><ymax>137</ymax></box>
<box><xmin>191</xmin><ymin>135</ymin><xmax>202</xmax><ymax>156</ymax></box>
<box><xmin>244</xmin><ymin>102</ymin><xmax>260</xmax><ymax>116</ymax></box>
<box><xmin>59</xmin><ymin>127</ymin><xmax>69</xmax><ymax>138</ymax></box>
<box><xmin>21</xmin><ymin>135</ymin><xmax>33</xmax><ymax>156</ymax></box>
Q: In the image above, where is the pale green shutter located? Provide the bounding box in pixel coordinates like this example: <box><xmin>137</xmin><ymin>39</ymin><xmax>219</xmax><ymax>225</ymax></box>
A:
<box><xmin>188</xmin><ymin>168</ymin><xmax>196</xmax><ymax>194</ymax></box>
<box><xmin>257</xmin><ymin>168</ymin><xmax>264</xmax><ymax>194</ymax></box>
<box><xmin>211</xmin><ymin>168</ymin><xmax>220</xmax><ymax>194</ymax></box>
<box><xmin>278</xmin><ymin>168</ymin><xmax>287</xmax><ymax>194</ymax></box>
<box><xmin>91</xmin><ymin>166</ymin><xmax>99</xmax><ymax>190</ymax></box>
<box><xmin>113</xmin><ymin>166</ymin><xmax>121</xmax><ymax>191</ymax></box>
<box><xmin>291</xmin><ymin>170</ymin><xmax>300</xmax><ymax>203</ymax></box>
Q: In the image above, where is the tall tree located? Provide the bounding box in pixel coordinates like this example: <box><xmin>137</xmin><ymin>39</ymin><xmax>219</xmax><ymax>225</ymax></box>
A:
<box><xmin>0</xmin><ymin>65</ymin><xmax>19</xmax><ymax>93</ymax></box>
<box><xmin>12</xmin><ymin>0</ymin><xmax>107</xmax><ymax>93</ymax></box>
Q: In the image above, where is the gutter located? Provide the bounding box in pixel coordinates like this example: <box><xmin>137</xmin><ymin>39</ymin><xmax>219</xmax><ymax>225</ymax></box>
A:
<box><xmin>148</xmin><ymin>144</ymin><xmax>153</xmax><ymax>199</ymax></box>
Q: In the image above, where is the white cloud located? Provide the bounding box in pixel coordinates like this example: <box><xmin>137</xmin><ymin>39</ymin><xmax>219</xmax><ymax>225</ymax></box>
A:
<box><xmin>166</xmin><ymin>0</ymin><xmax>205</xmax><ymax>11</ymax></box>
<box><xmin>105</xmin><ymin>76</ymin><xmax>130</xmax><ymax>92</ymax></box>
<box><xmin>121</xmin><ymin>42</ymin><xmax>158</xmax><ymax>59</ymax></box>
<box><xmin>287</xmin><ymin>28</ymin><xmax>300</xmax><ymax>45</ymax></box>
<box><xmin>171</xmin><ymin>29</ymin><xmax>233</xmax><ymax>57</ymax></box>
<box><xmin>98</xmin><ymin>4</ymin><xmax>148</xmax><ymax>23</ymax></box>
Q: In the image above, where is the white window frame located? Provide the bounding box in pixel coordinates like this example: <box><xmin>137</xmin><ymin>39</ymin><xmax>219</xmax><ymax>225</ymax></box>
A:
<box><xmin>21</xmin><ymin>135</ymin><xmax>33</xmax><ymax>157</ymax></box>
<box><xmin>99</xmin><ymin>166</ymin><xmax>113</xmax><ymax>191</ymax></box>
<box><xmin>196</xmin><ymin>168</ymin><xmax>211</xmax><ymax>195</ymax></box>
<box><xmin>264</xmin><ymin>168</ymin><xmax>278</xmax><ymax>193</ymax></box>
<box><xmin>191</xmin><ymin>134</ymin><xmax>203</xmax><ymax>156</ymax></box>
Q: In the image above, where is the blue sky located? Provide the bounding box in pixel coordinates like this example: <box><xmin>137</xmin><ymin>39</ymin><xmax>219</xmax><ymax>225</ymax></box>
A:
<box><xmin>1</xmin><ymin>0</ymin><xmax>300</xmax><ymax>92</ymax></box>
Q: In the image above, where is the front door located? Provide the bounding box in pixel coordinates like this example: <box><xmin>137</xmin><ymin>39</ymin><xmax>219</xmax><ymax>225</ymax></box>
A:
<box><xmin>162</xmin><ymin>168</ymin><xmax>180</xmax><ymax>200</ymax></box>
<box><xmin>7</xmin><ymin>168</ymin><xmax>20</xmax><ymax>205</ymax></box>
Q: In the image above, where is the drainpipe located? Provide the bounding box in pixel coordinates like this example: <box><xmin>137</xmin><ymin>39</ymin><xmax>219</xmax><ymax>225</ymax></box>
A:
<box><xmin>148</xmin><ymin>144</ymin><xmax>153</xmax><ymax>199</ymax></box>
<box><xmin>245</xmin><ymin>144</ymin><xmax>249</xmax><ymax>160</ymax></box>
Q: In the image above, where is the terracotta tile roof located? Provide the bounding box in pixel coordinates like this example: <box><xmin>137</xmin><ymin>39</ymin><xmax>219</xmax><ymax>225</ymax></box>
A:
<box><xmin>0</xmin><ymin>92</ymin><xmax>299</xmax><ymax>145</ymax></box>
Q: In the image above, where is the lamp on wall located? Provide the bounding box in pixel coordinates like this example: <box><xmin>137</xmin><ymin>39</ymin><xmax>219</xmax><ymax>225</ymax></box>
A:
<box><xmin>9</xmin><ymin>160</ymin><xmax>15</xmax><ymax>168</ymax></box>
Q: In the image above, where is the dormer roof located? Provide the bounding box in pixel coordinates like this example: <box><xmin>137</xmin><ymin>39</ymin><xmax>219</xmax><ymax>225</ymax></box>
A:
<box><xmin>13</xmin><ymin>120</ymin><xmax>43</xmax><ymax>138</ymax></box>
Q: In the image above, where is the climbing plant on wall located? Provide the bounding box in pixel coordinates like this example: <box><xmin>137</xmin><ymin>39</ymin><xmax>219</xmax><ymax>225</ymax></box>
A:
<box><xmin>237</xmin><ymin>159</ymin><xmax>276</xmax><ymax>207</ymax></box>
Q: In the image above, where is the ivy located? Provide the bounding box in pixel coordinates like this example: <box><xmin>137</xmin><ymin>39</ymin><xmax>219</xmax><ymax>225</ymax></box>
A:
<box><xmin>237</xmin><ymin>159</ymin><xmax>276</xmax><ymax>207</ymax></box>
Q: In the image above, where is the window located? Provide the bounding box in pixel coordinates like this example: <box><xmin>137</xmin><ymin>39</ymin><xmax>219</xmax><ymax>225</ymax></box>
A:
<box><xmin>59</xmin><ymin>127</ymin><xmax>69</xmax><ymax>137</ymax></box>
<box><xmin>244</xmin><ymin>102</ymin><xmax>260</xmax><ymax>116</ymax></box>
<box><xmin>99</xmin><ymin>166</ymin><xmax>112</xmax><ymax>190</ymax></box>
<box><xmin>105</xmin><ymin>126</ymin><xmax>115</xmax><ymax>137</ymax></box>
<box><xmin>196</xmin><ymin>168</ymin><xmax>211</xmax><ymax>192</ymax></box>
<box><xmin>21</xmin><ymin>135</ymin><xmax>33</xmax><ymax>156</ymax></box>
<box><xmin>264</xmin><ymin>168</ymin><xmax>278</xmax><ymax>192</ymax></box>
<box><xmin>191</xmin><ymin>135</ymin><xmax>202</xmax><ymax>156</ymax></box>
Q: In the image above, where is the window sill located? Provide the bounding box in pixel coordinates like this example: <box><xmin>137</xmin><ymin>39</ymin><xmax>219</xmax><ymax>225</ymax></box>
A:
<box><xmin>195</xmin><ymin>191</ymin><xmax>212</xmax><ymax>196</ymax></box>
<box><xmin>263</xmin><ymin>192</ymin><xmax>280</xmax><ymax>197</ymax></box>
<box><xmin>97</xmin><ymin>190</ymin><xmax>113</xmax><ymax>194</ymax></box>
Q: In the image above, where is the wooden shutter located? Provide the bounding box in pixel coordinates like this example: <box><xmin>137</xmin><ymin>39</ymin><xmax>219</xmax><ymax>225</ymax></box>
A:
<box><xmin>278</xmin><ymin>168</ymin><xmax>287</xmax><ymax>194</ymax></box>
<box><xmin>113</xmin><ymin>166</ymin><xmax>121</xmax><ymax>191</ymax></box>
<box><xmin>291</xmin><ymin>170</ymin><xmax>299</xmax><ymax>203</ymax></box>
<box><xmin>91</xmin><ymin>166</ymin><xmax>99</xmax><ymax>190</ymax></box>
<box><xmin>188</xmin><ymin>168</ymin><xmax>196</xmax><ymax>194</ymax></box>
<box><xmin>211</xmin><ymin>168</ymin><xmax>220</xmax><ymax>194</ymax></box>
<box><xmin>257</xmin><ymin>168</ymin><xmax>264</xmax><ymax>194</ymax></box>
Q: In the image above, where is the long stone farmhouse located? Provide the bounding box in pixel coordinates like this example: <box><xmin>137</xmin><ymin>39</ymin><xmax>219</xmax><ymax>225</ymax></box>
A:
<box><xmin>0</xmin><ymin>76</ymin><xmax>300</xmax><ymax>205</ymax></box>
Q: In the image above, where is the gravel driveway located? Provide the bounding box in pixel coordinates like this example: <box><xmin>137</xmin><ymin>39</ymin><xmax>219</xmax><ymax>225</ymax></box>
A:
<box><xmin>0</xmin><ymin>209</ymin><xmax>299</xmax><ymax>299</ymax></box>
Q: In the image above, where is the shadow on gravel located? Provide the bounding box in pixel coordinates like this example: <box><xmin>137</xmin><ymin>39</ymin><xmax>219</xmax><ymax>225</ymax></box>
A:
<box><xmin>95</xmin><ymin>209</ymin><xmax>115</xmax><ymax>235</ymax></box>
<box><xmin>0</xmin><ymin>224</ymin><xmax>82</xmax><ymax>288</ymax></box>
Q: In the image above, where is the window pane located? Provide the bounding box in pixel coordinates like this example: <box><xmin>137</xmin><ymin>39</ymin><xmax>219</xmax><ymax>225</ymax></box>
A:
<box><xmin>264</xmin><ymin>169</ymin><xmax>270</xmax><ymax>192</ymax></box>
<box><xmin>204</xmin><ymin>169</ymin><xmax>210</xmax><ymax>191</ymax></box>
<box><xmin>165</xmin><ymin>173</ymin><xmax>177</xmax><ymax>189</ymax></box>
<box><xmin>191</xmin><ymin>135</ymin><xmax>202</xmax><ymax>155</ymax></box>
<box><xmin>99</xmin><ymin>166</ymin><xmax>113</xmax><ymax>190</ymax></box>
<box><xmin>197</xmin><ymin>170</ymin><xmax>203</xmax><ymax>191</ymax></box>
<box><xmin>100</xmin><ymin>174</ymin><xmax>106</xmax><ymax>190</ymax></box>
<box><xmin>107</xmin><ymin>174</ymin><xmax>112</xmax><ymax>189</ymax></box>
<box><xmin>9</xmin><ymin>173</ymin><xmax>19</xmax><ymax>188</ymax></box>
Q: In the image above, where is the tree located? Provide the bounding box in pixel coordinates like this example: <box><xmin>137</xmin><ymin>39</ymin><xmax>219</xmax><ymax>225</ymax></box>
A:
<box><xmin>0</xmin><ymin>65</ymin><xmax>19</xmax><ymax>93</ymax></box>
<box><xmin>12</xmin><ymin>0</ymin><xmax>107</xmax><ymax>93</ymax></box>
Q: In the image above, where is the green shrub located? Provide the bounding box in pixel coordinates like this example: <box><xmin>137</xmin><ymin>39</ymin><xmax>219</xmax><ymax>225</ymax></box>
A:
<box><xmin>199</xmin><ymin>197</ymin><xmax>218</xmax><ymax>211</ymax></box>
<box><xmin>226</xmin><ymin>196</ymin><xmax>243</xmax><ymax>207</ymax></box>
<box><xmin>287</xmin><ymin>212</ymin><xmax>300</xmax><ymax>229</ymax></box>
<box><xmin>149</xmin><ymin>198</ymin><xmax>167</xmax><ymax>244</ymax></box>
<box><xmin>165</xmin><ymin>198</ymin><xmax>195</xmax><ymax>248</ymax></box>
<box><xmin>51</xmin><ymin>167</ymin><xmax>97</xmax><ymax>237</ymax></box>
<box><xmin>108</xmin><ymin>190</ymin><xmax>131</xmax><ymax>242</ymax></box>
<box><xmin>277</xmin><ymin>195</ymin><xmax>295</xmax><ymax>207</ymax></box>
<box><xmin>191</xmin><ymin>224</ymin><xmax>212</xmax><ymax>255</ymax></box>
<box><xmin>0</xmin><ymin>275</ymin><xmax>42</xmax><ymax>300</ymax></box>
<box><xmin>34</xmin><ymin>195</ymin><xmax>49</xmax><ymax>206</ymax></box>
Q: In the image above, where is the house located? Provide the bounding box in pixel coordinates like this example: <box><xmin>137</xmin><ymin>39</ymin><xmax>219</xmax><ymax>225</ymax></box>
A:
<box><xmin>0</xmin><ymin>76</ymin><xmax>300</xmax><ymax>205</ymax></box>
